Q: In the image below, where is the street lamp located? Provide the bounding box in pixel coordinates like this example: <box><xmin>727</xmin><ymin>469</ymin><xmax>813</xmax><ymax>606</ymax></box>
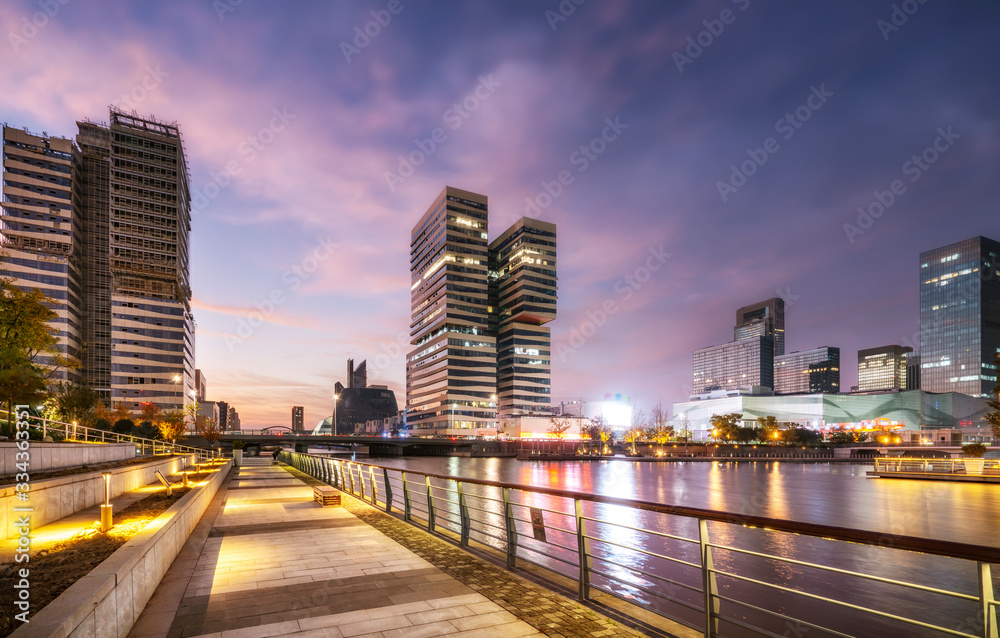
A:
<box><xmin>100</xmin><ymin>473</ymin><xmax>113</xmax><ymax>532</ymax></box>
<box><xmin>332</xmin><ymin>393</ymin><xmax>340</xmax><ymax>436</ymax></box>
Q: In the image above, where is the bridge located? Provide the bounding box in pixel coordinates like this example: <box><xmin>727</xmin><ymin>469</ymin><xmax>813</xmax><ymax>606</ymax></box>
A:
<box><xmin>211</xmin><ymin>432</ymin><xmax>516</xmax><ymax>456</ymax></box>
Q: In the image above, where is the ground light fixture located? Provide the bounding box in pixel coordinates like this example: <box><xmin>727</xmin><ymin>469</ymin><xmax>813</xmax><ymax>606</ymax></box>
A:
<box><xmin>100</xmin><ymin>473</ymin><xmax>113</xmax><ymax>532</ymax></box>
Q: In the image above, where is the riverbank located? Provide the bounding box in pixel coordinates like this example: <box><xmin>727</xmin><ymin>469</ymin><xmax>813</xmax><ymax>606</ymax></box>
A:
<box><xmin>516</xmin><ymin>454</ymin><xmax>874</xmax><ymax>463</ymax></box>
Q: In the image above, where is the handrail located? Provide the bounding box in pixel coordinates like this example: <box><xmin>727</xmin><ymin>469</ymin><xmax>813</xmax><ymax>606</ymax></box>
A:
<box><xmin>295</xmin><ymin>452</ymin><xmax>1000</xmax><ymax>563</ymax></box>
<box><xmin>282</xmin><ymin>450</ymin><xmax>999</xmax><ymax>638</ymax></box>
<box><xmin>2</xmin><ymin>409</ymin><xmax>216</xmax><ymax>461</ymax></box>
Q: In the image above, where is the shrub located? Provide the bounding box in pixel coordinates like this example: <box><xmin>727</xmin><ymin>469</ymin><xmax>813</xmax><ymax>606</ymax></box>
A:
<box><xmin>962</xmin><ymin>443</ymin><xmax>988</xmax><ymax>458</ymax></box>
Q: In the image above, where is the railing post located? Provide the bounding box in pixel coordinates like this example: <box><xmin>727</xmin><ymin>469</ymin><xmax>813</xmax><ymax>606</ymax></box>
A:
<box><xmin>42</xmin><ymin>418</ymin><xmax>46</xmax><ymax>439</ymax></box>
<box><xmin>425</xmin><ymin>476</ymin><xmax>436</xmax><ymax>533</ymax></box>
<box><xmin>980</xmin><ymin>562</ymin><xmax>997</xmax><ymax>638</ymax></box>
<box><xmin>699</xmin><ymin>519</ymin><xmax>720</xmax><ymax>637</ymax></box>
<box><xmin>383</xmin><ymin>468</ymin><xmax>393</xmax><ymax>513</ymax></box>
<box><xmin>503</xmin><ymin>487</ymin><xmax>518</xmax><ymax>569</ymax></box>
<box><xmin>358</xmin><ymin>464</ymin><xmax>366</xmax><ymax>500</ymax></box>
<box><xmin>457</xmin><ymin>481</ymin><xmax>470</xmax><ymax>547</ymax></box>
<box><xmin>348</xmin><ymin>463</ymin><xmax>356</xmax><ymax>495</ymax></box>
<box><xmin>333</xmin><ymin>460</ymin><xmax>341</xmax><ymax>488</ymax></box>
<box><xmin>401</xmin><ymin>471</ymin><xmax>411</xmax><ymax>521</ymax></box>
<box><xmin>369</xmin><ymin>466</ymin><xmax>378</xmax><ymax>506</ymax></box>
<box><xmin>575</xmin><ymin>499</ymin><xmax>590</xmax><ymax>601</ymax></box>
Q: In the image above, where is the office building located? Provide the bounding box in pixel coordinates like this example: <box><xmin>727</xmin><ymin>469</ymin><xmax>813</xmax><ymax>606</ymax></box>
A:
<box><xmin>774</xmin><ymin>347</ymin><xmax>840</xmax><ymax>395</ymax></box>
<box><xmin>905</xmin><ymin>351</ymin><xmax>921</xmax><ymax>391</ymax></box>
<box><xmin>735</xmin><ymin>297</ymin><xmax>785</xmax><ymax>356</ymax></box>
<box><xmin>919</xmin><ymin>236</ymin><xmax>1000</xmax><ymax>398</ymax></box>
<box><xmin>292</xmin><ymin>406</ymin><xmax>304</xmax><ymax>431</ymax></box>
<box><xmin>3</xmin><ymin>111</ymin><xmax>195</xmax><ymax>410</ymax></box>
<box><xmin>323</xmin><ymin>358</ymin><xmax>399</xmax><ymax>434</ymax></box>
<box><xmin>692</xmin><ymin>336</ymin><xmax>774</xmax><ymax>395</ymax></box>
<box><xmin>404</xmin><ymin>187</ymin><xmax>559</xmax><ymax>436</ymax></box>
<box><xmin>406</xmin><ymin>187</ymin><xmax>497</xmax><ymax>436</ymax></box>
<box><xmin>857</xmin><ymin>345</ymin><xmax>911</xmax><ymax>392</ymax></box>
<box><xmin>673</xmin><ymin>389</ymin><xmax>992</xmax><ymax>440</ymax></box>
<box><xmin>489</xmin><ymin>217</ymin><xmax>557</xmax><ymax>417</ymax></box>
<box><xmin>1</xmin><ymin>126</ymin><xmax>82</xmax><ymax>383</ymax></box>
<box><xmin>195</xmin><ymin>369</ymin><xmax>207</xmax><ymax>402</ymax></box>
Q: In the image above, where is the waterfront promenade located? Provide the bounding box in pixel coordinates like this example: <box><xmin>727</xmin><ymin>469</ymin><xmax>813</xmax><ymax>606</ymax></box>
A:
<box><xmin>130</xmin><ymin>458</ymin><xmax>643</xmax><ymax>638</ymax></box>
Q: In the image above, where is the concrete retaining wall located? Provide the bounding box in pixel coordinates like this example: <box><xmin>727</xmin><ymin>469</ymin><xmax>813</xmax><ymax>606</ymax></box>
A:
<box><xmin>10</xmin><ymin>460</ymin><xmax>231</xmax><ymax>638</ymax></box>
<box><xmin>1</xmin><ymin>442</ymin><xmax>136</xmax><ymax>476</ymax></box>
<box><xmin>1</xmin><ymin>454</ymin><xmax>195</xmax><ymax>541</ymax></box>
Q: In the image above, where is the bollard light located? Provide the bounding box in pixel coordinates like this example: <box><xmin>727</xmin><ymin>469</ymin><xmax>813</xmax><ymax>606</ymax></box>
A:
<box><xmin>182</xmin><ymin>471</ymin><xmax>190</xmax><ymax>488</ymax></box>
<box><xmin>100</xmin><ymin>473</ymin><xmax>113</xmax><ymax>532</ymax></box>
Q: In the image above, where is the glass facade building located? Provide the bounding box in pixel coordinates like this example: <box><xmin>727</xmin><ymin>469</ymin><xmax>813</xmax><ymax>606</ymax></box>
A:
<box><xmin>673</xmin><ymin>389</ymin><xmax>992</xmax><ymax>439</ymax></box>
<box><xmin>774</xmin><ymin>347</ymin><xmax>840</xmax><ymax>395</ymax></box>
<box><xmin>692</xmin><ymin>336</ymin><xmax>774</xmax><ymax>394</ymax></box>
<box><xmin>735</xmin><ymin>297</ymin><xmax>785</xmax><ymax>356</ymax></box>
<box><xmin>857</xmin><ymin>344</ymin><xmax>911</xmax><ymax>392</ymax></box>
<box><xmin>919</xmin><ymin>236</ymin><xmax>1000</xmax><ymax>398</ymax></box>
<box><xmin>489</xmin><ymin>218</ymin><xmax>557</xmax><ymax>417</ymax></box>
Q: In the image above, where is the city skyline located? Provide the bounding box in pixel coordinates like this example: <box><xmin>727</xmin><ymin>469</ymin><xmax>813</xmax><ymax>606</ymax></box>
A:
<box><xmin>2</xmin><ymin>2</ymin><xmax>997</xmax><ymax>426</ymax></box>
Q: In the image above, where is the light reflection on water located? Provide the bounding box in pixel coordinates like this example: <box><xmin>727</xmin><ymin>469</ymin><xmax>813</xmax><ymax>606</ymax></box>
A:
<box><xmin>361</xmin><ymin>456</ymin><xmax>998</xmax><ymax>637</ymax></box>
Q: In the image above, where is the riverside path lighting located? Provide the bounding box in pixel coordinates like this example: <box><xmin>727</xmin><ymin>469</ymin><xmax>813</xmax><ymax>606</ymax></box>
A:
<box><xmin>100</xmin><ymin>473</ymin><xmax>113</xmax><ymax>532</ymax></box>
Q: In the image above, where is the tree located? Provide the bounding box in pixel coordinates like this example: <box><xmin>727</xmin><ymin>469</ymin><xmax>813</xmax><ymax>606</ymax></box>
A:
<box><xmin>735</xmin><ymin>426</ymin><xmax>760</xmax><ymax>444</ymax></box>
<box><xmin>112</xmin><ymin>418</ymin><xmax>135</xmax><ymax>434</ymax></box>
<box><xmin>138</xmin><ymin>402</ymin><xmax>162</xmax><ymax>428</ymax></box>
<box><xmin>649</xmin><ymin>402</ymin><xmax>674</xmax><ymax>445</ymax></box>
<box><xmin>547</xmin><ymin>416</ymin><xmax>572</xmax><ymax>439</ymax></box>
<box><xmin>111</xmin><ymin>401</ymin><xmax>132</xmax><ymax>424</ymax></box>
<box><xmin>676</xmin><ymin>416</ymin><xmax>692</xmax><ymax>443</ymax></box>
<box><xmin>46</xmin><ymin>382</ymin><xmax>101</xmax><ymax>428</ymax></box>
<box><xmin>184</xmin><ymin>400</ymin><xmax>202</xmax><ymax>433</ymax></box>
<box><xmin>0</xmin><ymin>280</ymin><xmax>77</xmax><ymax>432</ymax></box>
<box><xmin>709</xmin><ymin>413</ymin><xmax>743</xmax><ymax>442</ymax></box>
<box><xmin>157</xmin><ymin>409</ymin><xmax>187</xmax><ymax>446</ymax></box>
<box><xmin>758</xmin><ymin>416</ymin><xmax>780</xmax><ymax>443</ymax></box>
<box><xmin>623</xmin><ymin>426</ymin><xmax>643</xmax><ymax>453</ymax></box>
<box><xmin>197</xmin><ymin>416</ymin><xmax>221</xmax><ymax>449</ymax></box>
<box><xmin>589</xmin><ymin>416</ymin><xmax>614</xmax><ymax>453</ymax></box>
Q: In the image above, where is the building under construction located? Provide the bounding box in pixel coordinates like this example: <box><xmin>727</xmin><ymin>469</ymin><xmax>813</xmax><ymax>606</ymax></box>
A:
<box><xmin>1</xmin><ymin>108</ymin><xmax>195</xmax><ymax>409</ymax></box>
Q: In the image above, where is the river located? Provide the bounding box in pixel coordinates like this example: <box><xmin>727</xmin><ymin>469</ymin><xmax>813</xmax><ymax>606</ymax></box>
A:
<box><xmin>333</xmin><ymin>455</ymin><xmax>999</xmax><ymax>637</ymax></box>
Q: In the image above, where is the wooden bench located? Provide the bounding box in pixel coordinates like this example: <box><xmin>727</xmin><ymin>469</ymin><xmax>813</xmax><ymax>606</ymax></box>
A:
<box><xmin>313</xmin><ymin>484</ymin><xmax>341</xmax><ymax>507</ymax></box>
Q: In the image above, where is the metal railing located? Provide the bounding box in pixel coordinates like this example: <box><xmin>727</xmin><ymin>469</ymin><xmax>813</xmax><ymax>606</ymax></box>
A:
<box><xmin>874</xmin><ymin>458</ymin><xmax>1000</xmax><ymax>476</ymax></box>
<box><xmin>282</xmin><ymin>450</ymin><xmax>999</xmax><ymax>638</ymax></box>
<box><xmin>2</xmin><ymin>410</ymin><xmax>217</xmax><ymax>461</ymax></box>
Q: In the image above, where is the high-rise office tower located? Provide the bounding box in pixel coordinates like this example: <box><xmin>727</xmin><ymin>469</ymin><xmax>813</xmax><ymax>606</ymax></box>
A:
<box><xmin>489</xmin><ymin>217</ymin><xmax>557</xmax><ymax>417</ymax></box>
<box><xmin>904</xmin><ymin>351</ymin><xmax>921</xmax><ymax>391</ymax></box>
<box><xmin>292</xmin><ymin>406</ymin><xmax>304</xmax><ymax>432</ymax></box>
<box><xmin>857</xmin><ymin>345</ymin><xmax>911</xmax><ymax>392</ymax></box>
<box><xmin>407</xmin><ymin>187</ymin><xmax>496</xmax><ymax>435</ymax></box>
<box><xmin>774</xmin><ymin>347</ymin><xmax>840</xmax><ymax>395</ymax></box>
<box><xmin>1</xmin><ymin>126</ymin><xmax>82</xmax><ymax>382</ymax></box>
<box><xmin>735</xmin><ymin>297</ymin><xmax>785</xmax><ymax>356</ymax></box>
<box><xmin>692</xmin><ymin>336</ymin><xmax>774</xmax><ymax>394</ymax></box>
<box><xmin>1</xmin><ymin>110</ymin><xmax>195</xmax><ymax>410</ymax></box>
<box><xmin>919</xmin><ymin>236</ymin><xmax>1000</xmax><ymax>398</ymax></box>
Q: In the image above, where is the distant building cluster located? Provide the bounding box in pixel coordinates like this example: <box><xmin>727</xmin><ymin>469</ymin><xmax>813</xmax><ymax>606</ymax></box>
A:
<box><xmin>311</xmin><ymin>358</ymin><xmax>400</xmax><ymax>435</ymax></box>
<box><xmin>676</xmin><ymin>235</ymin><xmax>1000</xmax><ymax>440</ymax></box>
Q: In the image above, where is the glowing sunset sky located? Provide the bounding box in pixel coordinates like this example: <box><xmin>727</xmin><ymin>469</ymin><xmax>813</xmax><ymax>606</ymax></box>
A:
<box><xmin>2</xmin><ymin>1</ymin><xmax>997</xmax><ymax>427</ymax></box>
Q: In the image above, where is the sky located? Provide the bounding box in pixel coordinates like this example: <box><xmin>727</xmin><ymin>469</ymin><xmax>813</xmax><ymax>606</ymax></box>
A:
<box><xmin>1</xmin><ymin>1</ymin><xmax>997</xmax><ymax>428</ymax></box>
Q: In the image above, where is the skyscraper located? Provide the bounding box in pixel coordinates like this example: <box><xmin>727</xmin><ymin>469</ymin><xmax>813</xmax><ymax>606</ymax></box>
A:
<box><xmin>774</xmin><ymin>347</ymin><xmax>840</xmax><ymax>395</ymax></box>
<box><xmin>919</xmin><ymin>236</ymin><xmax>1000</xmax><ymax>398</ymax></box>
<box><xmin>857</xmin><ymin>345</ymin><xmax>911</xmax><ymax>392</ymax></box>
<box><xmin>692</xmin><ymin>336</ymin><xmax>774</xmax><ymax>395</ymax></box>
<box><xmin>489</xmin><ymin>217</ymin><xmax>557</xmax><ymax>417</ymax></box>
<box><xmin>292</xmin><ymin>405</ymin><xmax>304</xmax><ymax>432</ymax></box>
<box><xmin>405</xmin><ymin>187</ymin><xmax>558</xmax><ymax>436</ymax></box>
<box><xmin>1</xmin><ymin>110</ymin><xmax>195</xmax><ymax>410</ymax></box>
<box><xmin>735</xmin><ymin>297</ymin><xmax>785</xmax><ymax>356</ymax></box>
<box><xmin>1</xmin><ymin>126</ymin><xmax>82</xmax><ymax>383</ymax></box>
<box><xmin>407</xmin><ymin>187</ymin><xmax>496</xmax><ymax>435</ymax></box>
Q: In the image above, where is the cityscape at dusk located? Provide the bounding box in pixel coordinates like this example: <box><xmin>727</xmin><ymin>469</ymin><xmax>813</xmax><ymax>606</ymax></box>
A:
<box><xmin>2</xmin><ymin>1</ymin><xmax>998</xmax><ymax>427</ymax></box>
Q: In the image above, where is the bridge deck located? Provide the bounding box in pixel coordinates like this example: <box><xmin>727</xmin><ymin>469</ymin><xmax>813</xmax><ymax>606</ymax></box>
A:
<box><xmin>129</xmin><ymin>458</ymin><xmax>549</xmax><ymax>637</ymax></box>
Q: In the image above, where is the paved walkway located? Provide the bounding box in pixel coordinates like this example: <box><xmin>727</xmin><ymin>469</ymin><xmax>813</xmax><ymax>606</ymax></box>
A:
<box><xmin>131</xmin><ymin>458</ymin><xmax>547</xmax><ymax>638</ymax></box>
